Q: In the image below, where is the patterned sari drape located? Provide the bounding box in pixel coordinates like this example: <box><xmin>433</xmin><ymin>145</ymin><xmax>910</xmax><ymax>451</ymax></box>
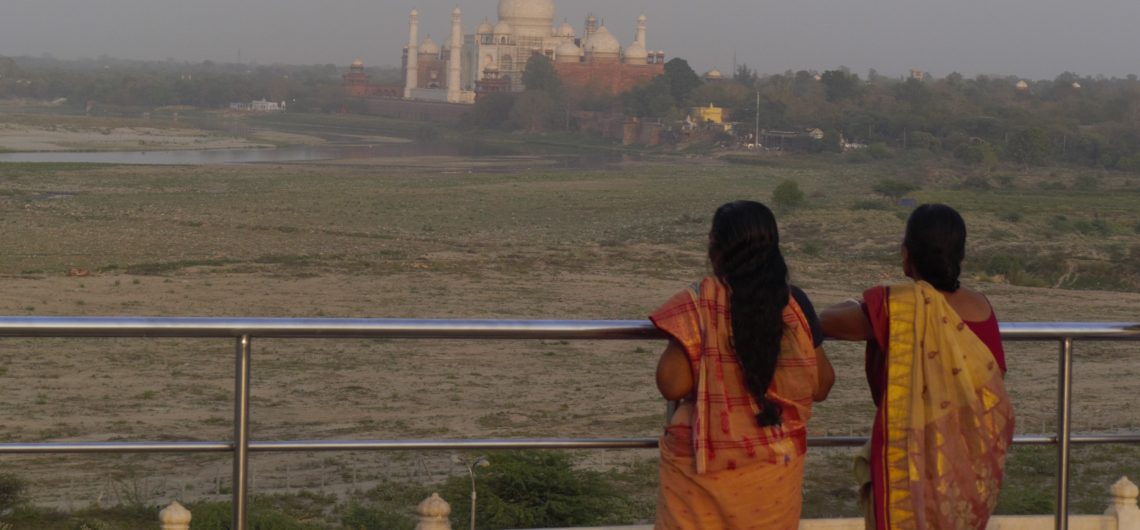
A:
<box><xmin>870</xmin><ymin>282</ymin><xmax>1015</xmax><ymax>530</ymax></box>
<box><xmin>651</xmin><ymin>277</ymin><xmax>820</xmax><ymax>530</ymax></box>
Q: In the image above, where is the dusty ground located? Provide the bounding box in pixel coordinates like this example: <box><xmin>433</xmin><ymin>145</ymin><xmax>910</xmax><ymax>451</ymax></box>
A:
<box><xmin>0</xmin><ymin>123</ymin><xmax>1138</xmax><ymax>517</ymax></box>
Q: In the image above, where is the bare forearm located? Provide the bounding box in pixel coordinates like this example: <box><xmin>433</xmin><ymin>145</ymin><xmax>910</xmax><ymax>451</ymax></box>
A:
<box><xmin>820</xmin><ymin>300</ymin><xmax>873</xmax><ymax>341</ymax></box>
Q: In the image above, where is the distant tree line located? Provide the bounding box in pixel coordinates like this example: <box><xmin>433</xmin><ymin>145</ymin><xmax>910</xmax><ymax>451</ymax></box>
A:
<box><xmin>0</xmin><ymin>55</ymin><xmax>395</xmax><ymax>113</ymax></box>
<box><xmin>720</xmin><ymin>65</ymin><xmax>1140</xmax><ymax>171</ymax></box>
<box><xmin>467</xmin><ymin>54</ymin><xmax>707</xmax><ymax>133</ymax></box>
<box><xmin>468</xmin><ymin>54</ymin><xmax>1140</xmax><ymax>171</ymax></box>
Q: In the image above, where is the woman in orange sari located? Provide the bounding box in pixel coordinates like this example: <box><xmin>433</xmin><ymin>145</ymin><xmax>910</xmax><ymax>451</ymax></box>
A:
<box><xmin>821</xmin><ymin>204</ymin><xmax>1015</xmax><ymax>530</ymax></box>
<box><xmin>652</xmin><ymin>200</ymin><xmax>835</xmax><ymax>530</ymax></box>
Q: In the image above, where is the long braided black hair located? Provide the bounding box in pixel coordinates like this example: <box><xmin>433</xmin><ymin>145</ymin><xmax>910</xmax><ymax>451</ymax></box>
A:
<box><xmin>709</xmin><ymin>200</ymin><xmax>788</xmax><ymax>427</ymax></box>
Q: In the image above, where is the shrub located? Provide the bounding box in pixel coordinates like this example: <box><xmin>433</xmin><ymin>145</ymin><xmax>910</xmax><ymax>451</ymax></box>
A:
<box><xmin>872</xmin><ymin>179</ymin><xmax>917</xmax><ymax>201</ymax></box>
<box><xmin>851</xmin><ymin>199</ymin><xmax>890</xmax><ymax>211</ymax></box>
<box><xmin>867</xmin><ymin>142</ymin><xmax>893</xmax><ymax>160</ymax></box>
<box><xmin>907</xmin><ymin>131</ymin><xmax>940</xmax><ymax>151</ymax></box>
<box><xmin>997</xmin><ymin>211</ymin><xmax>1022</xmax><ymax>223</ymax></box>
<box><xmin>1072</xmin><ymin>175</ymin><xmax>1099</xmax><ymax>191</ymax></box>
<box><xmin>341</xmin><ymin>503</ymin><xmax>417</xmax><ymax>530</ymax></box>
<box><xmin>954</xmin><ymin>143</ymin><xmax>997</xmax><ymax>166</ymax></box>
<box><xmin>0</xmin><ymin>473</ymin><xmax>25</xmax><ymax>513</ymax></box>
<box><xmin>440</xmin><ymin>451</ymin><xmax>632</xmax><ymax>530</ymax></box>
<box><xmin>958</xmin><ymin>175</ymin><xmax>992</xmax><ymax>190</ymax></box>
<box><xmin>844</xmin><ymin>149</ymin><xmax>873</xmax><ymax>163</ymax></box>
<box><xmin>771</xmin><ymin>180</ymin><xmax>805</xmax><ymax>211</ymax></box>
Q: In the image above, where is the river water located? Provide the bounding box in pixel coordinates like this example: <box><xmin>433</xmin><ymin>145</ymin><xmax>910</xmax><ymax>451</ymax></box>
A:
<box><xmin>0</xmin><ymin>142</ymin><xmax>627</xmax><ymax>168</ymax></box>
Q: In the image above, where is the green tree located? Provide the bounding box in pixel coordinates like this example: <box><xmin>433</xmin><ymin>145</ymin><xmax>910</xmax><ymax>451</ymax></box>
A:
<box><xmin>954</xmin><ymin>143</ymin><xmax>998</xmax><ymax>166</ymax></box>
<box><xmin>469</xmin><ymin>93</ymin><xmax>516</xmax><ymax>130</ymax></box>
<box><xmin>509</xmin><ymin>90</ymin><xmax>558</xmax><ymax>132</ymax></box>
<box><xmin>1007</xmin><ymin>128</ymin><xmax>1052</xmax><ymax>166</ymax></box>
<box><xmin>663</xmin><ymin>57</ymin><xmax>702</xmax><ymax>104</ymax></box>
<box><xmin>522</xmin><ymin>53</ymin><xmax>561</xmax><ymax>97</ymax></box>
<box><xmin>771</xmin><ymin>180</ymin><xmax>805</xmax><ymax>212</ymax></box>
<box><xmin>820</xmin><ymin>69</ymin><xmax>862</xmax><ymax>102</ymax></box>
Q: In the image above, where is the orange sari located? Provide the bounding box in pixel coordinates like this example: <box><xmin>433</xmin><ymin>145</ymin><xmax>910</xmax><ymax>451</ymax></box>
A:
<box><xmin>650</xmin><ymin>277</ymin><xmax>821</xmax><ymax>530</ymax></box>
<box><xmin>869</xmin><ymin>282</ymin><xmax>1015</xmax><ymax>530</ymax></box>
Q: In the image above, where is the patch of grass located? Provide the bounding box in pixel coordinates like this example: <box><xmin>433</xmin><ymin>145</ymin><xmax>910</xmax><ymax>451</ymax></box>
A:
<box><xmin>722</xmin><ymin>154</ymin><xmax>782</xmax><ymax>167</ymax></box>
<box><xmin>124</xmin><ymin>258</ymin><xmax>240</xmax><ymax>276</ymax></box>
<box><xmin>850</xmin><ymin>199</ymin><xmax>890</xmax><ymax>211</ymax></box>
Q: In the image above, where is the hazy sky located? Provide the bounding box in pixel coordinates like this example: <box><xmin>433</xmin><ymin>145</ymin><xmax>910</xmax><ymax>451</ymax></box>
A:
<box><xmin>3</xmin><ymin>0</ymin><xmax>1139</xmax><ymax>79</ymax></box>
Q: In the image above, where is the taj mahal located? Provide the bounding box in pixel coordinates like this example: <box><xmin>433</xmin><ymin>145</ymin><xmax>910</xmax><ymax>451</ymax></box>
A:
<box><xmin>346</xmin><ymin>0</ymin><xmax>666</xmax><ymax>105</ymax></box>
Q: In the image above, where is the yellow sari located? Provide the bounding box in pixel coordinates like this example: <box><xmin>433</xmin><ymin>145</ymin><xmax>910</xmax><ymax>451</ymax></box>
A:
<box><xmin>651</xmin><ymin>277</ymin><xmax>821</xmax><ymax>530</ymax></box>
<box><xmin>870</xmin><ymin>282</ymin><xmax>1015</xmax><ymax>530</ymax></box>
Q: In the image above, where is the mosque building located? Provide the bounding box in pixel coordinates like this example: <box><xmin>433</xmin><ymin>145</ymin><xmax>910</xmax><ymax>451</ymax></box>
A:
<box><xmin>384</xmin><ymin>0</ymin><xmax>665</xmax><ymax>104</ymax></box>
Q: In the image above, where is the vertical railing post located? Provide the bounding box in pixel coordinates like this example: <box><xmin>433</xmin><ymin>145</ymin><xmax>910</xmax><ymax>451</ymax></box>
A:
<box><xmin>1056</xmin><ymin>337</ymin><xmax>1074</xmax><ymax>530</ymax></box>
<box><xmin>233</xmin><ymin>335</ymin><xmax>252</xmax><ymax>530</ymax></box>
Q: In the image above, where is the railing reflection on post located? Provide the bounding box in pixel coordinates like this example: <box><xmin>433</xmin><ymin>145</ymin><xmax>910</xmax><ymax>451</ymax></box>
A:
<box><xmin>1057</xmin><ymin>337</ymin><xmax>1074</xmax><ymax>530</ymax></box>
<box><xmin>233</xmin><ymin>335</ymin><xmax>252</xmax><ymax>530</ymax></box>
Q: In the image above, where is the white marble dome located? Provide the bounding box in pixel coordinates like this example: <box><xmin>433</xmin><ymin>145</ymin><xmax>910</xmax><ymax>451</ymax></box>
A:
<box><xmin>584</xmin><ymin>25</ymin><xmax>620</xmax><ymax>57</ymax></box>
<box><xmin>557</xmin><ymin>22</ymin><xmax>576</xmax><ymax>38</ymax></box>
<box><xmin>476</xmin><ymin>20</ymin><xmax>494</xmax><ymax>34</ymax></box>
<box><xmin>499</xmin><ymin>0</ymin><xmax>554</xmax><ymax>22</ymax></box>
<box><xmin>556</xmin><ymin>41</ymin><xmax>581</xmax><ymax>63</ymax></box>
<box><xmin>624</xmin><ymin>41</ymin><xmax>648</xmax><ymax>64</ymax></box>
<box><xmin>498</xmin><ymin>0</ymin><xmax>555</xmax><ymax>38</ymax></box>
<box><xmin>493</xmin><ymin>20</ymin><xmax>513</xmax><ymax>35</ymax></box>
<box><xmin>419</xmin><ymin>37</ymin><xmax>440</xmax><ymax>55</ymax></box>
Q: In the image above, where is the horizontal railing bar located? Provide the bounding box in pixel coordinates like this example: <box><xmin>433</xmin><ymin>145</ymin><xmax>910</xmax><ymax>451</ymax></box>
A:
<box><xmin>0</xmin><ymin>317</ymin><xmax>662</xmax><ymax>340</ymax></box>
<box><xmin>0</xmin><ymin>441</ymin><xmax>234</xmax><ymax>454</ymax></box>
<box><xmin>5</xmin><ymin>433</ymin><xmax>1139</xmax><ymax>454</ymax></box>
<box><xmin>0</xmin><ymin>317</ymin><xmax>1137</xmax><ymax>340</ymax></box>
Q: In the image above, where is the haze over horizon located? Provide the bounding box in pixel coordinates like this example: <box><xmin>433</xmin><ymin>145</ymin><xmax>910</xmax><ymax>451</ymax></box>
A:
<box><xmin>3</xmin><ymin>0</ymin><xmax>1139</xmax><ymax>80</ymax></box>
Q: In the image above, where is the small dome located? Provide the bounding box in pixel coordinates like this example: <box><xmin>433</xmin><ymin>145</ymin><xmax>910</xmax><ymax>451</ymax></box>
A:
<box><xmin>705</xmin><ymin>69</ymin><xmax>723</xmax><ymax>80</ymax></box>
<box><xmin>350</xmin><ymin>58</ymin><xmax>364</xmax><ymax>69</ymax></box>
<box><xmin>419</xmin><ymin>37</ymin><xmax>440</xmax><ymax>55</ymax></box>
<box><xmin>417</xmin><ymin>493</ymin><xmax>452</xmax><ymax>519</ymax></box>
<box><xmin>452</xmin><ymin>7</ymin><xmax>461</xmax><ymax>16</ymax></box>
<box><xmin>556</xmin><ymin>41</ymin><xmax>581</xmax><ymax>63</ymax></box>
<box><xmin>493</xmin><ymin>20</ymin><xmax>513</xmax><ymax>35</ymax></box>
<box><xmin>557</xmin><ymin>22</ymin><xmax>576</xmax><ymax>38</ymax></box>
<box><xmin>476</xmin><ymin>19</ymin><xmax>494</xmax><ymax>34</ymax></box>
<box><xmin>585</xmin><ymin>25</ymin><xmax>620</xmax><ymax>57</ymax></box>
<box><xmin>484</xmin><ymin>62</ymin><xmax>500</xmax><ymax>73</ymax></box>
<box><xmin>624</xmin><ymin>42</ymin><xmax>648</xmax><ymax>64</ymax></box>
<box><xmin>1071</xmin><ymin>81</ymin><xmax>1082</xmax><ymax>89</ymax></box>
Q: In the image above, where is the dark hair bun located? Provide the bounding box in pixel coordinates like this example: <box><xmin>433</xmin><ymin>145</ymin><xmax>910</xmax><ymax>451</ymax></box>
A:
<box><xmin>904</xmin><ymin>204</ymin><xmax>966</xmax><ymax>292</ymax></box>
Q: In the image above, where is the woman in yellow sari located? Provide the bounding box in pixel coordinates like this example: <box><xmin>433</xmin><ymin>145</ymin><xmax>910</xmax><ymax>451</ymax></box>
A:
<box><xmin>821</xmin><ymin>204</ymin><xmax>1015</xmax><ymax>530</ymax></box>
<box><xmin>652</xmin><ymin>200</ymin><xmax>835</xmax><ymax>530</ymax></box>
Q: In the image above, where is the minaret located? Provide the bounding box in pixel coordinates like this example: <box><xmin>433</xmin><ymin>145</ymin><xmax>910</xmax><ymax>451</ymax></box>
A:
<box><xmin>585</xmin><ymin>14</ymin><xmax>597</xmax><ymax>38</ymax></box>
<box><xmin>404</xmin><ymin>9</ymin><xmax>419</xmax><ymax>98</ymax></box>
<box><xmin>636</xmin><ymin>14</ymin><xmax>647</xmax><ymax>46</ymax></box>
<box><xmin>448</xmin><ymin>6</ymin><xmax>462</xmax><ymax>102</ymax></box>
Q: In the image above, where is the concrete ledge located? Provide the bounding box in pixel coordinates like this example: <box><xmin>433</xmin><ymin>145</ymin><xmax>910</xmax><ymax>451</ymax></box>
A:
<box><xmin>516</xmin><ymin>514</ymin><xmax>1118</xmax><ymax>530</ymax></box>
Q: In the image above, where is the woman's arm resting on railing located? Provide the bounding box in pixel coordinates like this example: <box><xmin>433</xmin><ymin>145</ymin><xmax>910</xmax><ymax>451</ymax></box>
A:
<box><xmin>814</xmin><ymin>345</ymin><xmax>835</xmax><ymax>402</ymax></box>
<box><xmin>820</xmin><ymin>299</ymin><xmax>873</xmax><ymax>341</ymax></box>
<box><xmin>656</xmin><ymin>340</ymin><xmax>693</xmax><ymax>401</ymax></box>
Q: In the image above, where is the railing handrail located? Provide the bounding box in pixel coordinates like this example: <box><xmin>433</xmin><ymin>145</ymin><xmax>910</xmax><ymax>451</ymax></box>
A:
<box><xmin>0</xmin><ymin>316</ymin><xmax>1137</xmax><ymax>340</ymax></box>
<box><xmin>3</xmin><ymin>316</ymin><xmax>1139</xmax><ymax>530</ymax></box>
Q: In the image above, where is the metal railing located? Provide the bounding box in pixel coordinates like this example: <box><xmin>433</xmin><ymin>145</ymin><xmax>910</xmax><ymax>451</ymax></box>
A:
<box><xmin>1</xmin><ymin>317</ymin><xmax>1138</xmax><ymax>530</ymax></box>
